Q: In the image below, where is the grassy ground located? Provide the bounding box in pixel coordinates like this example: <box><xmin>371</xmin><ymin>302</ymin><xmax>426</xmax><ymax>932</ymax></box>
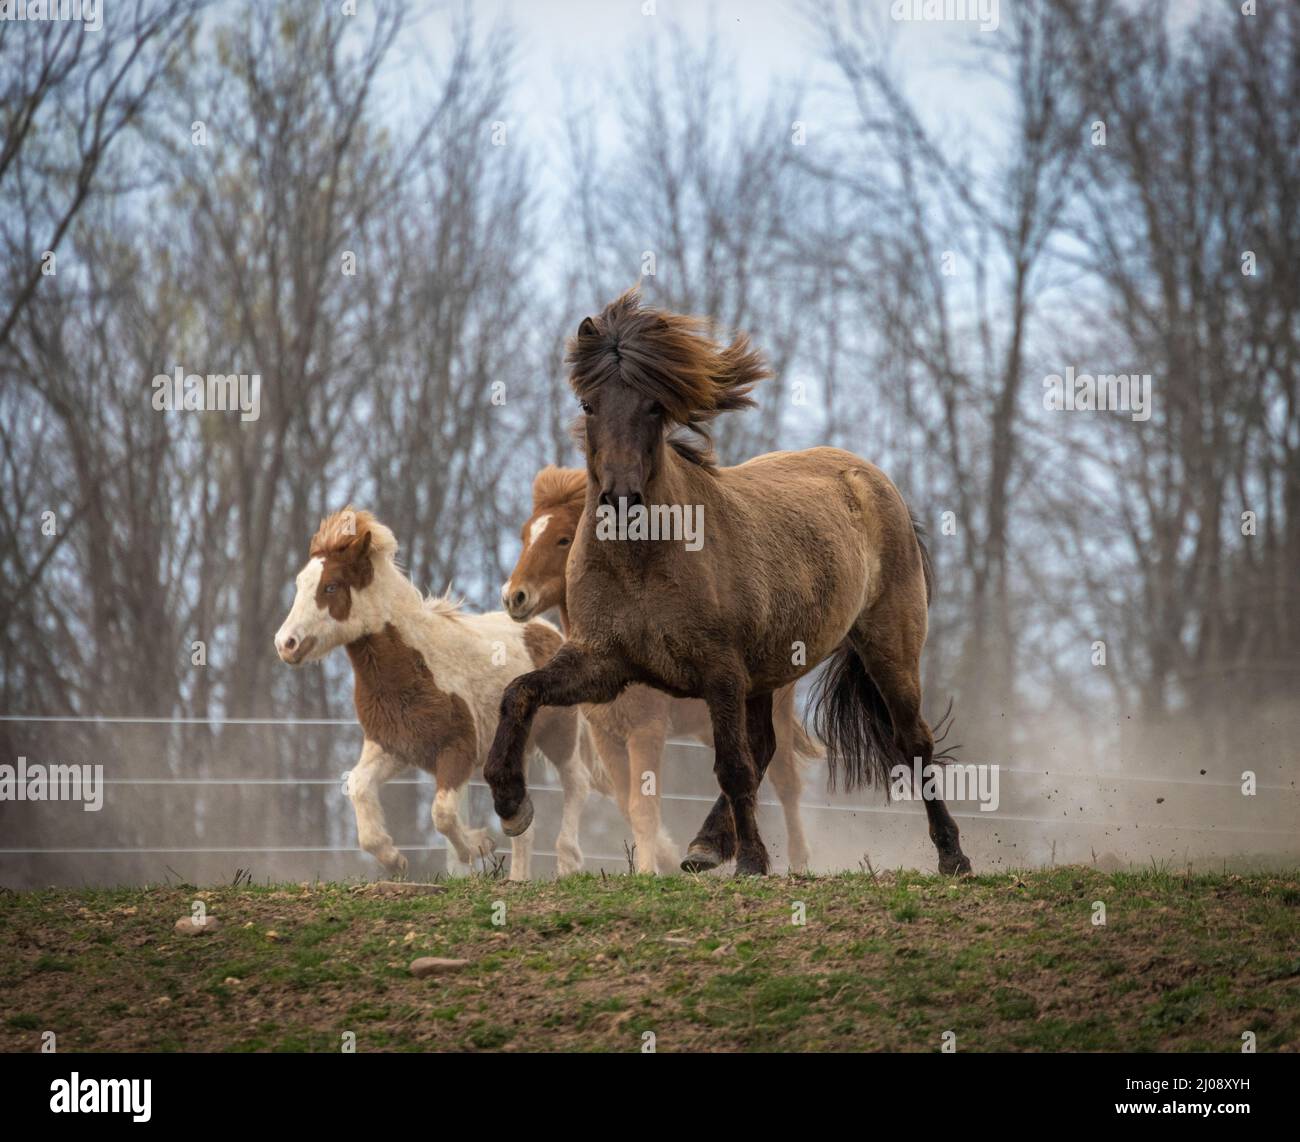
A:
<box><xmin>1</xmin><ymin>867</ymin><xmax>1296</xmax><ymax>1052</ymax></box>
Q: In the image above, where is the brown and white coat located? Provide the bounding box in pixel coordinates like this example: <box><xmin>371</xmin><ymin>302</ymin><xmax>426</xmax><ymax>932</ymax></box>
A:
<box><xmin>275</xmin><ymin>508</ymin><xmax>598</xmax><ymax>880</ymax></box>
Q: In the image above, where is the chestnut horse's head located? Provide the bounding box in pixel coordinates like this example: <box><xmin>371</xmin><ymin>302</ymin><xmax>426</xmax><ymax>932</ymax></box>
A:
<box><xmin>567</xmin><ymin>287</ymin><xmax>769</xmax><ymax>505</ymax></box>
<box><xmin>501</xmin><ymin>466</ymin><xmax>586</xmax><ymax>622</ymax></box>
<box><xmin>274</xmin><ymin>508</ymin><xmax>398</xmax><ymax>665</ymax></box>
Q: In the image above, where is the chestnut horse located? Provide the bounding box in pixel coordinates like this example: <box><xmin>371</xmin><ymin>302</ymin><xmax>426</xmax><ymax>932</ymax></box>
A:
<box><xmin>502</xmin><ymin>465</ymin><xmax>819</xmax><ymax>873</ymax></box>
<box><xmin>274</xmin><ymin>508</ymin><xmax>600</xmax><ymax>880</ymax></box>
<box><xmin>484</xmin><ymin>289</ymin><xmax>972</xmax><ymax>877</ymax></box>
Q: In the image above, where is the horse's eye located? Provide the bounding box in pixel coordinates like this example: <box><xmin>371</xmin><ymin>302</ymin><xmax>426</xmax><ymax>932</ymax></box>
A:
<box><xmin>580</xmin><ymin>400</ymin><xmax>593</xmax><ymax>415</ymax></box>
<box><xmin>324</xmin><ymin>583</ymin><xmax>338</xmax><ymax>594</ymax></box>
<box><xmin>557</xmin><ymin>537</ymin><xmax>570</xmax><ymax>547</ymax></box>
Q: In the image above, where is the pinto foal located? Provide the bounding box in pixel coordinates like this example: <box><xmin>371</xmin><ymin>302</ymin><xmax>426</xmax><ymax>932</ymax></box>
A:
<box><xmin>503</xmin><ymin>466</ymin><xmax>820</xmax><ymax>873</ymax></box>
<box><xmin>275</xmin><ymin>509</ymin><xmax>597</xmax><ymax>880</ymax></box>
<box><xmin>484</xmin><ymin>289</ymin><xmax>972</xmax><ymax>877</ymax></box>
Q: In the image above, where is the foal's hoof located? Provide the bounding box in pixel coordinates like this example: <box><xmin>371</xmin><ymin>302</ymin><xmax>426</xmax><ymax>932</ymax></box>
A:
<box><xmin>940</xmin><ymin>851</ymin><xmax>973</xmax><ymax>876</ymax></box>
<box><xmin>680</xmin><ymin>844</ymin><xmax>723</xmax><ymax>873</ymax></box>
<box><xmin>500</xmin><ymin>796</ymin><xmax>534</xmax><ymax>837</ymax></box>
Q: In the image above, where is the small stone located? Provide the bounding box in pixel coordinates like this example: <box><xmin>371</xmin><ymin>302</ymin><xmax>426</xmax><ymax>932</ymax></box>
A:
<box><xmin>151</xmin><ymin>996</ymin><xmax>172</xmax><ymax>1007</ymax></box>
<box><xmin>223</xmin><ymin>977</ymin><xmax>242</xmax><ymax>986</ymax></box>
<box><xmin>265</xmin><ymin>930</ymin><xmax>283</xmax><ymax>942</ymax></box>
<box><xmin>410</xmin><ymin>957</ymin><xmax>469</xmax><ymax>978</ymax></box>
<box><xmin>354</xmin><ymin>881</ymin><xmax>446</xmax><ymax>897</ymax></box>
<box><xmin>173</xmin><ymin>916</ymin><xmax>220</xmax><ymax>936</ymax></box>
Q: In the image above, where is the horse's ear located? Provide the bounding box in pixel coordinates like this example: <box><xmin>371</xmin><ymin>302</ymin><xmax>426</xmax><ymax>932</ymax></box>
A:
<box><xmin>577</xmin><ymin>316</ymin><xmax>597</xmax><ymax>338</ymax></box>
<box><xmin>347</xmin><ymin>530</ymin><xmax>372</xmax><ymax>561</ymax></box>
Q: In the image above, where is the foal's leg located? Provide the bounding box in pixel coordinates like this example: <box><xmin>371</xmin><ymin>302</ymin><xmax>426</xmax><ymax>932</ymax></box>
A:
<box><xmin>626</xmin><ymin>724</ymin><xmax>669</xmax><ymax>874</ymax></box>
<box><xmin>433</xmin><ymin>734</ymin><xmax>498</xmax><ymax>873</ymax></box>
<box><xmin>552</xmin><ymin>747</ymin><xmax>590</xmax><ymax>876</ymax></box>
<box><xmin>591</xmin><ymin>723</ymin><xmax>676</xmax><ymax>873</ymax></box>
<box><xmin>347</xmin><ymin>740</ymin><xmax>409</xmax><ymax>877</ymax></box>
<box><xmin>767</xmin><ymin>687</ymin><xmax>811</xmax><ymax>873</ymax></box>
<box><xmin>589</xmin><ymin>723</ymin><xmax>632</xmax><ymax>822</ymax></box>
<box><xmin>692</xmin><ymin>680</ymin><xmax>770</xmax><ymax>877</ymax></box>
<box><xmin>434</xmin><ymin>784</ymin><xmax>499</xmax><ymax>870</ymax></box>
<box><xmin>533</xmin><ymin>707</ymin><xmax>592</xmax><ymax>877</ymax></box>
<box><xmin>508</xmin><ymin>810</ymin><xmax>535</xmax><ymax>881</ymax></box>
<box><xmin>485</xmin><ymin>644</ymin><xmax>632</xmax><ymax>835</ymax></box>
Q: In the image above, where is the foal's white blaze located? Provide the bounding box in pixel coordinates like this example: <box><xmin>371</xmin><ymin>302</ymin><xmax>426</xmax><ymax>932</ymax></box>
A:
<box><xmin>527</xmin><ymin>514</ymin><xmax>551</xmax><ymax>547</ymax></box>
<box><xmin>274</xmin><ymin>557</ymin><xmax>332</xmax><ymax>664</ymax></box>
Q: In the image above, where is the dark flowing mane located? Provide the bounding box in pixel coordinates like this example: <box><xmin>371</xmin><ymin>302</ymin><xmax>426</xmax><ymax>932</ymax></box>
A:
<box><xmin>566</xmin><ymin>287</ymin><xmax>770</xmax><ymax>469</ymax></box>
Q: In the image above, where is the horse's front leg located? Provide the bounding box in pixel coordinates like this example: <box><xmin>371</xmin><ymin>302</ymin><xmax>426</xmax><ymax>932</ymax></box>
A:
<box><xmin>695</xmin><ymin>678</ymin><xmax>771</xmax><ymax>877</ymax></box>
<box><xmin>683</xmin><ymin>692</ymin><xmax>777</xmax><ymax>874</ymax></box>
<box><xmin>485</xmin><ymin>644</ymin><xmax>632</xmax><ymax>835</ymax></box>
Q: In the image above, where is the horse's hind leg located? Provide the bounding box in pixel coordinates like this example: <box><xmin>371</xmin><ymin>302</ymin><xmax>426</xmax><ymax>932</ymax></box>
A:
<box><xmin>767</xmin><ymin>687</ymin><xmax>811</xmax><ymax>873</ymax></box>
<box><xmin>348</xmin><ymin>740</ymin><xmax>409</xmax><ymax>877</ymax></box>
<box><xmin>854</xmin><ymin>627</ymin><xmax>972</xmax><ymax>876</ymax></box>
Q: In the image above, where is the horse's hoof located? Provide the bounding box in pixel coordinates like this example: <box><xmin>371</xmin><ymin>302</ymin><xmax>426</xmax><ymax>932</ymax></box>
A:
<box><xmin>940</xmin><ymin>852</ymin><xmax>973</xmax><ymax>876</ymax></box>
<box><xmin>734</xmin><ymin>852</ymin><xmax>769</xmax><ymax>877</ymax></box>
<box><xmin>500</xmin><ymin>796</ymin><xmax>534</xmax><ymax>837</ymax></box>
<box><xmin>680</xmin><ymin>844</ymin><xmax>723</xmax><ymax>873</ymax></box>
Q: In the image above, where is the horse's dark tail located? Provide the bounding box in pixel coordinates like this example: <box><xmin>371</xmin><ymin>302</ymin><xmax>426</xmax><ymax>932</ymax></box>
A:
<box><xmin>809</xmin><ymin>642</ymin><xmax>901</xmax><ymax>792</ymax></box>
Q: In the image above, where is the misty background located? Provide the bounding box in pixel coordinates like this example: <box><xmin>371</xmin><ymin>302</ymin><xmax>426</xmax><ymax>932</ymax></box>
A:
<box><xmin>1</xmin><ymin>0</ymin><xmax>1296</xmax><ymax>886</ymax></box>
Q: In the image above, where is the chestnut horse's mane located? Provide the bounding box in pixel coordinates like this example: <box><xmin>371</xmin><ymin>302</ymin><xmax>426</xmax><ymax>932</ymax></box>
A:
<box><xmin>566</xmin><ymin>287</ymin><xmax>771</xmax><ymax>470</ymax></box>
<box><xmin>531</xmin><ymin>465</ymin><xmax>586</xmax><ymax>511</ymax></box>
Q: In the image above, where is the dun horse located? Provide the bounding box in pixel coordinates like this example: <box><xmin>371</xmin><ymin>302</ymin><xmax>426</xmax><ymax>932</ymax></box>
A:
<box><xmin>503</xmin><ymin>465</ymin><xmax>819</xmax><ymax>873</ymax></box>
<box><xmin>274</xmin><ymin>508</ymin><xmax>600</xmax><ymax>880</ymax></box>
<box><xmin>484</xmin><ymin>289</ymin><xmax>972</xmax><ymax>877</ymax></box>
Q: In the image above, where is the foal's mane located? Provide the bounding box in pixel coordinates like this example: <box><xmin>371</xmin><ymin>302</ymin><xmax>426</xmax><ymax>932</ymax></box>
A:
<box><xmin>531</xmin><ymin>465</ymin><xmax>586</xmax><ymax>511</ymax></box>
<box><xmin>311</xmin><ymin>507</ymin><xmax>463</xmax><ymax>618</ymax></box>
<box><xmin>310</xmin><ymin>507</ymin><xmax>397</xmax><ymax>561</ymax></box>
<box><xmin>566</xmin><ymin>287</ymin><xmax>770</xmax><ymax>470</ymax></box>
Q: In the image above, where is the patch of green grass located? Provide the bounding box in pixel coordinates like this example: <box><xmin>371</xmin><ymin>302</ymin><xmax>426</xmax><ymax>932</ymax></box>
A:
<box><xmin>0</xmin><ymin>867</ymin><xmax>1295</xmax><ymax>1052</ymax></box>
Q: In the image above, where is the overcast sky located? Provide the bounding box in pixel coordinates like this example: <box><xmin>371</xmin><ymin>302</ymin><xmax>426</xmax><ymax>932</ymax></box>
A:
<box><xmin>402</xmin><ymin>0</ymin><xmax>1012</xmax><ymax>193</ymax></box>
